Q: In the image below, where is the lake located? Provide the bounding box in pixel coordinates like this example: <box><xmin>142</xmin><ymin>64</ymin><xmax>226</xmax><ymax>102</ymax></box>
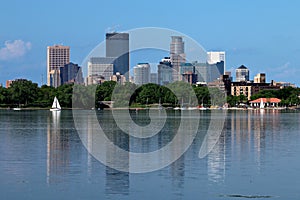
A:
<box><xmin>0</xmin><ymin>109</ymin><xmax>300</xmax><ymax>199</ymax></box>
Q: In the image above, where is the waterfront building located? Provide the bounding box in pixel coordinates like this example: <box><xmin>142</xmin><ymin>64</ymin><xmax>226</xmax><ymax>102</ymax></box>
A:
<box><xmin>170</xmin><ymin>36</ymin><xmax>186</xmax><ymax>82</ymax></box>
<box><xmin>249</xmin><ymin>97</ymin><xmax>281</xmax><ymax>108</ymax></box>
<box><xmin>133</xmin><ymin>63</ymin><xmax>150</xmax><ymax>85</ymax></box>
<box><xmin>158</xmin><ymin>57</ymin><xmax>173</xmax><ymax>85</ymax></box>
<box><xmin>47</xmin><ymin>45</ymin><xmax>70</xmax><ymax>87</ymax></box>
<box><xmin>106</xmin><ymin>32</ymin><xmax>129</xmax><ymax>80</ymax></box>
<box><xmin>60</xmin><ymin>62</ymin><xmax>84</xmax><ymax>85</ymax></box>
<box><xmin>231</xmin><ymin>81</ymin><xmax>280</xmax><ymax>100</ymax></box>
<box><xmin>235</xmin><ymin>65</ymin><xmax>249</xmax><ymax>82</ymax></box>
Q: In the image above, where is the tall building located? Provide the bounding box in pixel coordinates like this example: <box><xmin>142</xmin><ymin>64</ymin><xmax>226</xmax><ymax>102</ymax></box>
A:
<box><xmin>150</xmin><ymin>73</ymin><xmax>158</xmax><ymax>84</ymax></box>
<box><xmin>106</xmin><ymin>33</ymin><xmax>129</xmax><ymax>79</ymax></box>
<box><xmin>193</xmin><ymin>61</ymin><xmax>224</xmax><ymax>83</ymax></box>
<box><xmin>133</xmin><ymin>63</ymin><xmax>150</xmax><ymax>85</ymax></box>
<box><xmin>87</xmin><ymin>57</ymin><xmax>114</xmax><ymax>84</ymax></box>
<box><xmin>207</xmin><ymin>51</ymin><xmax>225</xmax><ymax>69</ymax></box>
<box><xmin>158</xmin><ymin>57</ymin><xmax>173</xmax><ymax>85</ymax></box>
<box><xmin>254</xmin><ymin>73</ymin><xmax>266</xmax><ymax>83</ymax></box>
<box><xmin>236</xmin><ymin>65</ymin><xmax>249</xmax><ymax>82</ymax></box>
<box><xmin>60</xmin><ymin>62</ymin><xmax>84</xmax><ymax>85</ymax></box>
<box><xmin>47</xmin><ymin>45</ymin><xmax>70</xmax><ymax>87</ymax></box>
<box><xmin>170</xmin><ymin>36</ymin><xmax>185</xmax><ymax>82</ymax></box>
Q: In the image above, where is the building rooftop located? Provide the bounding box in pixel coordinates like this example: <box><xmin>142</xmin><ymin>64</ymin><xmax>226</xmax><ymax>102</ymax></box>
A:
<box><xmin>250</xmin><ymin>98</ymin><xmax>281</xmax><ymax>103</ymax></box>
<box><xmin>238</xmin><ymin>65</ymin><xmax>248</xmax><ymax>69</ymax></box>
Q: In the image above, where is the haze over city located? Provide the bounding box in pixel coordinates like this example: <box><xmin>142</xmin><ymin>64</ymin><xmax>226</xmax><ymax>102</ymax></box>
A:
<box><xmin>1</xmin><ymin>0</ymin><xmax>300</xmax><ymax>86</ymax></box>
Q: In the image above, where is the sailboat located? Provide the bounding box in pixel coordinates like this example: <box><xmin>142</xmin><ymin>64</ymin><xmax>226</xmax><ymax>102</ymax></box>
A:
<box><xmin>260</xmin><ymin>98</ymin><xmax>264</xmax><ymax>109</ymax></box>
<box><xmin>50</xmin><ymin>96</ymin><xmax>61</xmax><ymax>111</ymax></box>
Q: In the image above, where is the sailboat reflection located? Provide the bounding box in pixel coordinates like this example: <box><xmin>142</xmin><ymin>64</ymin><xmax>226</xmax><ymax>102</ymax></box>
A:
<box><xmin>46</xmin><ymin>111</ymin><xmax>70</xmax><ymax>184</ymax></box>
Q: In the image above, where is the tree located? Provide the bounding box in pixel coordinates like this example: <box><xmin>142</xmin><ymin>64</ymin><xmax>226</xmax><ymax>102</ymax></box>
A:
<box><xmin>56</xmin><ymin>84</ymin><xmax>74</xmax><ymax>108</ymax></box>
<box><xmin>193</xmin><ymin>85</ymin><xmax>210</xmax><ymax>106</ymax></box>
<box><xmin>96</xmin><ymin>81</ymin><xmax>117</xmax><ymax>101</ymax></box>
<box><xmin>8</xmin><ymin>79</ymin><xmax>39</xmax><ymax>106</ymax></box>
<box><xmin>0</xmin><ymin>86</ymin><xmax>9</xmax><ymax>105</ymax></box>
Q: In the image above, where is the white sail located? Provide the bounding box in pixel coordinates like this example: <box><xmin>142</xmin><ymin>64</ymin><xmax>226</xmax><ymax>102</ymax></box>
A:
<box><xmin>50</xmin><ymin>97</ymin><xmax>61</xmax><ymax>111</ymax></box>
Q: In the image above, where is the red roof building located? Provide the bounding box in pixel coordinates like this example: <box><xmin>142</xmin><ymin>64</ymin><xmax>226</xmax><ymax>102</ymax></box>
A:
<box><xmin>249</xmin><ymin>98</ymin><xmax>281</xmax><ymax>107</ymax></box>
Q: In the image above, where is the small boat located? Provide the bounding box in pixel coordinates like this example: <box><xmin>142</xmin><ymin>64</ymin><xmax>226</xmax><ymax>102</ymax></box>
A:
<box><xmin>199</xmin><ymin>107</ymin><xmax>207</xmax><ymax>111</ymax></box>
<box><xmin>50</xmin><ymin>96</ymin><xmax>61</xmax><ymax>111</ymax></box>
<box><xmin>13</xmin><ymin>107</ymin><xmax>21</xmax><ymax>111</ymax></box>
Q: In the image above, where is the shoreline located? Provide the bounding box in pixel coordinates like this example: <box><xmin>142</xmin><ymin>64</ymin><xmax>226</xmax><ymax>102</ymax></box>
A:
<box><xmin>1</xmin><ymin>106</ymin><xmax>298</xmax><ymax>111</ymax></box>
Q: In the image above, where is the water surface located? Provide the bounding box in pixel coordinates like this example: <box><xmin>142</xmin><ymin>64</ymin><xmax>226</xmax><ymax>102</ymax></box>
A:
<box><xmin>0</xmin><ymin>109</ymin><xmax>300</xmax><ymax>199</ymax></box>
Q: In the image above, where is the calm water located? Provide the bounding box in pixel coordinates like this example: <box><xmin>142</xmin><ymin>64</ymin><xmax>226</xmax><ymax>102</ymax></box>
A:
<box><xmin>0</xmin><ymin>109</ymin><xmax>300</xmax><ymax>199</ymax></box>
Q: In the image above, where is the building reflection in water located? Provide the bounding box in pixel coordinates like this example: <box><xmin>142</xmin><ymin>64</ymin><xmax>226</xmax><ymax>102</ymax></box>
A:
<box><xmin>84</xmin><ymin>111</ymin><xmax>129</xmax><ymax>195</ymax></box>
<box><xmin>207</xmin><ymin>131</ymin><xmax>226</xmax><ymax>183</ymax></box>
<box><xmin>206</xmin><ymin>111</ymin><xmax>227</xmax><ymax>183</ymax></box>
<box><xmin>46</xmin><ymin>111</ymin><xmax>70</xmax><ymax>184</ymax></box>
<box><xmin>206</xmin><ymin>110</ymin><xmax>281</xmax><ymax>182</ymax></box>
<box><xmin>169</xmin><ymin>111</ymin><xmax>185</xmax><ymax>194</ymax></box>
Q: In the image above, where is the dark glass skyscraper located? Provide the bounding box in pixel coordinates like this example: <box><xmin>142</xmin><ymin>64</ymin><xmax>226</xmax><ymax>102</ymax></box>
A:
<box><xmin>60</xmin><ymin>62</ymin><xmax>84</xmax><ymax>85</ymax></box>
<box><xmin>106</xmin><ymin>33</ymin><xmax>129</xmax><ymax>80</ymax></box>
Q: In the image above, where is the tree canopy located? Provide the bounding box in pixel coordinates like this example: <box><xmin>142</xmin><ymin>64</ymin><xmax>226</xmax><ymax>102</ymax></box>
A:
<box><xmin>1</xmin><ymin>79</ymin><xmax>299</xmax><ymax>108</ymax></box>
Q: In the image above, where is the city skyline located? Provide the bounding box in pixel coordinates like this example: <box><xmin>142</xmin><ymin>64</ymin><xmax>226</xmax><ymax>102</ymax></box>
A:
<box><xmin>1</xmin><ymin>1</ymin><xmax>300</xmax><ymax>86</ymax></box>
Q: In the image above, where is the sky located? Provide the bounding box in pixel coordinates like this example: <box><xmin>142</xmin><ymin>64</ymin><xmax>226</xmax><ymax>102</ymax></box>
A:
<box><xmin>1</xmin><ymin>0</ymin><xmax>300</xmax><ymax>86</ymax></box>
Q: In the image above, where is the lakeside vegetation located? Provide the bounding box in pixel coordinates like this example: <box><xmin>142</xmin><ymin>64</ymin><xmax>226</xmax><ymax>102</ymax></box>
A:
<box><xmin>0</xmin><ymin>79</ymin><xmax>300</xmax><ymax>109</ymax></box>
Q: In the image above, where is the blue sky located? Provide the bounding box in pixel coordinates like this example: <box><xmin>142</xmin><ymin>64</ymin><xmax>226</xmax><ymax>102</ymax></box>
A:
<box><xmin>1</xmin><ymin>0</ymin><xmax>300</xmax><ymax>86</ymax></box>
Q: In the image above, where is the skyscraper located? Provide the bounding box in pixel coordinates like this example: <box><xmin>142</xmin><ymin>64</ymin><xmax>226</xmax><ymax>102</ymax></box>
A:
<box><xmin>60</xmin><ymin>62</ymin><xmax>84</xmax><ymax>85</ymax></box>
<box><xmin>106</xmin><ymin>33</ymin><xmax>129</xmax><ymax>79</ymax></box>
<box><xmin>47</xmin><ymin>45</ymin><xmax>70</xmax><ymax>87</ymax></box>
<box><xmin>194</xmin><ymin>61</ymin><xmax>224</xmax><ymax>83</ymax></box>
<box><xmin>158</xmin><ymin>57</ymin><xmax>173</xmax><ymax>85</ymax></box>
<box><xmin>236</xmin><ymin>65</ymin><xmax>250</xmax><ymax>82</ymax></box>
<box><xmin>170</xmin><ymin>36</ymin><xmax>185</xmax><ymax>82</ymax></box>
<box><xmin>133</xmin><ymin>63</ymin><xmax>150</xmax><ymax>85</ymax></box>
<box><xmin>207</xmin><ymin>51</ymin><xmax>226</xmax><ymax>69</ymax></box>
<box><xmin>87</xmin><ymin>57</ymin><xmax>114</xmax><ymax>83</ymax></box>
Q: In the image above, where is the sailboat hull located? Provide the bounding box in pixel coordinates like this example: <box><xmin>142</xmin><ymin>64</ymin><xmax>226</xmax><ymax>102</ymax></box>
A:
<box><xmin>50</xmin><ymin>108</ymin><xmax>61</xmax><ymax>111</ymax></box>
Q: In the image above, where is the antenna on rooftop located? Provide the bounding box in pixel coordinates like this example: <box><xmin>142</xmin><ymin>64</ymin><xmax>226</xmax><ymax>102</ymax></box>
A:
<box><xmin>106</xmin><ymin>25</ymin><xmax>121</xmax><ymax>33</ymax></box>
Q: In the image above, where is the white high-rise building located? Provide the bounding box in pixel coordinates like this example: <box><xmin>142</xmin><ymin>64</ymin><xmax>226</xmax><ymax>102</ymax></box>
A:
<box><xmin>207</xmin><ymin>51</ymin><xmax>225</xmax><ymax>69</ymax></box>
<box><xmin>133</xmin><ymin>63</ymin><xmax>150</xmax><ymax>85</ymax></box>
<box><xmin>47</xmin><ymin>45</ymin><xmax>70</xmax><ymax>87</ymax></box>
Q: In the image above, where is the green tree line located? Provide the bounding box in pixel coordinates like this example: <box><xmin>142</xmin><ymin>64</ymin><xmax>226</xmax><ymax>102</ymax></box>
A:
<box><xmin>1</xmin><ymin>79</ymin><xmax>299</xmax><ymax>108</ymax></box>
